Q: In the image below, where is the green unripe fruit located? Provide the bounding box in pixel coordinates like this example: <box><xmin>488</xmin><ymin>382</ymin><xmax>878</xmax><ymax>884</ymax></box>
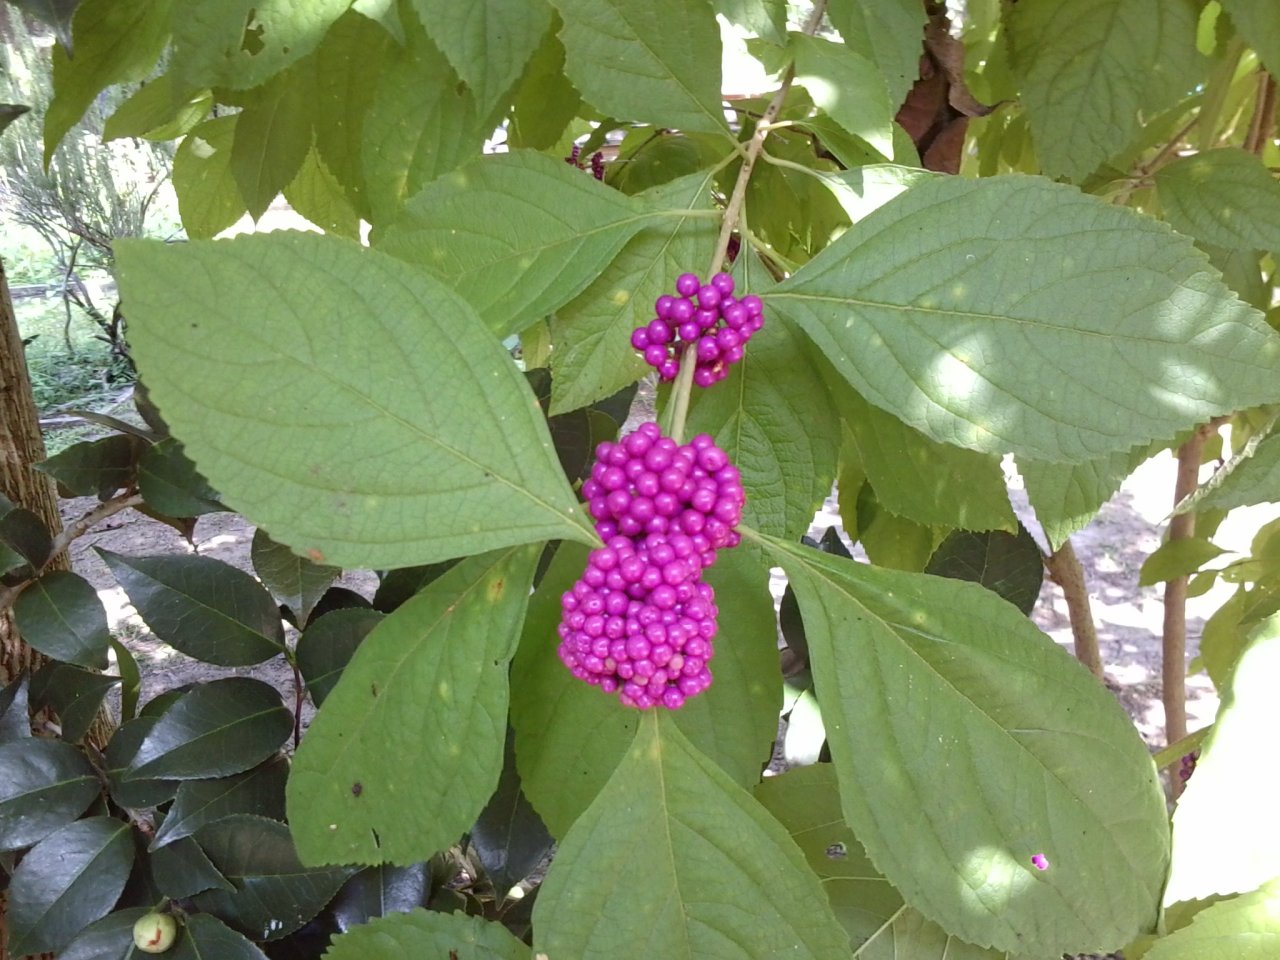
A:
<box><xmin>132</xmin><ymin>912</ymin><xmax>178</xmax><ymax>953</ymax></box>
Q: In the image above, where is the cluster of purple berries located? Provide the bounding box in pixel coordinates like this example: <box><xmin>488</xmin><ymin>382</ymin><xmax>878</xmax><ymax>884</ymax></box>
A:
<box><xmin>631</xmin><ymin>272</ymin><xmax>764</xmax><ymax>386</ymax></box>
<box><xmin>558</xmin><ymin>423</ymin><xmax>745</xmax><ymax>709</ymax></box>
<box><xmin>566</xmin><ymin>143</ymin><xmax>605</xmax><ymax>180</ymax></box>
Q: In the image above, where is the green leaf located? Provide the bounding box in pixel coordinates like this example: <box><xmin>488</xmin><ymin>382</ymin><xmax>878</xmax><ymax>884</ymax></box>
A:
<box><xmin>714</xmin><ymin>0</ymin><xmax>785</xmax><ymax>43</ymax></box>
<box><xmin>104</xmin><ymin>716</ymin><xmax>179</xmax><ymax>808</ymax></box>
<box><xmin>173</xmin><ymin>116</ymin><xmax>249</xmax><ymax>239</ymax></box>
<box><xmin>549</xmin><ymin>171</ymin><xmax>718</xmax><ymax>415</ymax></box>
<box><xmin>685</xmin><ymin>315</ymin><xmax>840</xmax><ymax>540</ymax></box>
<box><xmin>288</xmin><ymin>545</ymin><xmax>540</xmax><ymax>865</ymax></box>
<box><xmin>1221</xmin><ymin>0</ymin><xmax>1280</xmax><ymax>76</ymax></box>
<box><xmin>766</xmin><ymin>174</ymin><xmax>1280</xmax><ymax>463</ymax></box>
<box><xmin>173</xmin><ymin>0</ymin><xmax>351</xmax><ymax>90</ymax></box>
<box><xmin>826</xmin><ymin>0</ymin><xmax>927</xmax><ymax>110</ymax></box>
<box><xmin>761</xmin><ymin>532</ymin><xmax>1170</xmax><ymax>953</ymax></box>
<box><xmin>283</xmin><ymin>144</ymin><xmax>362</xmax><ymax>239</ymax></box>
<box><xmin>151</xmin><ymin>755</ymin><xmax>289</xmax><ymax>850</ymax></box>
<box><xmin>1018</xmin><ymin>446</ymin><xmax>1150</xmax><ymax>550</ymax></box>
<box><xmin>1164</xmin><ymin>622</ymin><xmax>1280</xmax><ymax>905</ymax></box>
<box><xmin>0</xmin><ymin>497</ymin><xmax>52</xmax><ymax>571</ymax></box>
<box><xmin>6</xmin><ymin>816</ymin><xmax>135</xmax><ymax>956</ymax></box>
<box><xmin>330</xmin><ymin>863</ymin><xmax>431</xmax><ymax>932</ymax></box>
<box><xmin>13</xmin><ymin>570</ymin><xmax>111</xmax><ymax>668</ymax></box>
<box><xmin>1009</xmin><ymin>0</ymin><xmax>1202</xmax><ymax>181</ymax></box>
<box><xmin>37</xmin><ymin>434</ymin><xmax>143</xmax><ymax>499</ymax></box>
<box><xmin>230</xmin><ymin>64</ymin><xmax>314</xmax><ymax>220</ymax></box>
<box><xmin>103</xmin><ymin>75</ymin><xmax>212</xmax><ymax>142</ymax></box>
<box><xmin>0</xmin><ymin>738</ymin><xmax>99</xmax><ymax>852</ymax></box>
<box><xmin>469</xmin><ymin>731</ymin><xmax>554</xmax><ymax>897</ymax></box>
<box><xmin>814</xmin><ymin>163</ymin><xmax>938</xmax><ymax>224</ymax></box>
<box><xmin>925</xmin><ymin>526</ymin><xmax>1046</xmax><ymax>615</ymax></box>
<box><xmin>1156</xmin><ymin>149</ymin><xmax>1280</xmax><ymax>252</ymax></box>
<box><xmin>125</xmin><ymin>678</ymin><xmax>291</xmax><ymax>781</ymax></box>
<box><xmin>323</xmin><ymin>908</ymin><xmax>531</xmax><ymax>959</ymax></box>
<box><xmin>0</xmin><ymin>102</ymin><xmax>29</xmax><ymax>137</ymax></box>
<box><xmin>59</xmin><ymin>907</ymin><xmax>151</xmax><ymax>960</ymax></box>
<box><xmin>378</xmin><ymin>149</ymin><xmax>656</xmax><ymax>337</ymax></box>
<box><xmin>791</xmin><ymin>34</ymin><xmax>894</xmax><ymax>159</ymax></box>
<box><xmin>110</xmin><ymin>637</ymin><xmax>141</xmax><ymax>722</ymax></box>
<box><xmin>0</xmin><ymin>674</ymin><xmax>31</xmax><ymax>743</ymax></box>
<box><xmin>1139</xmin><ymin>537</ymin><xmax>1228</xmax><ymax>586</ymax></box>
<box><xmin>43</xmin><ymin>0</ymin><xmax>173</xmax><ymax>163</ymax></box>
<box><xmin>408</xmin><ymin>0</ymin><xmax>552</xmax><ymax>115</ymax></box>
<box><xmin>28</xmin><ymin>662</ymin><xmax>119</xmax><ymax>742</ymax></box>
<box><xmin>509</xmin><ymin>541</ymin><xmax>638</xmax><ymax>839</ymax></box>
<box><xmin>193</xmin><ymin>815</ymin><xmax>354</xmax><ymax>941</ymax></box>
<box><xmin>9</xmin><ymin>0</ymin><xmax>81</xmax><ymax>52</ymax></box>
<box><xmin>116</xmin><ymin>232</ymin><xmax>596</xmax><ymax>568</ymax></box>
<box><xmin>175</xmin><ymin>913</ymin><xmax>272</xmax><ymax>959</ymax></box>
<box><xmin>533</xmin><ymin>711</ymin><xmax>850</xmax><ymax>959</ymax></box>
<box><xmin>549</xmin><ymin>0</ymin><xmax>728</xmax><ymax>134</ymax></box>
<box><xmin>250</xmin><ymin>528</ymin><xmax>339</xmax><ymax>623</ymax></box>
<box><xmin>362</xmin><ymin>19</ymin><xmax>491</xmax><ymax>225</ymax></box>
<box><xmin>508</xmin><ymin>18</ymin><xmax>579</xmax><ymax>149</ymax></box>
<box><xmin>855</xmin><ymin>910</ymin><xmax>1010</xmax><ymax>960</ymax></box>
<box><xmin>152</xmin><ymin>835</ymin><xmax>235</xmax><ymax>899</ymax></box>
<box><xmin>296</xmin><ymin>608</ymin><xmax>386</xmax><ymax>705</ymax></box>
<box><xmin>372</xmin><ymin>562</ymin><xmax>460</xmax><ymax>613</ymax></box>
<box><xmin>99</xmin><ymin>550</ymin><xmax>285</xmax><ymax>666</ymax></box>
<box><xmin>1183</xmin><ymin>429</ymin><xmax>1280</xmax><ymax>513</ymax></box>
<box><xmin>138</xmin><ymin>438</ymin><xmax>224</xmax><ymax>518</ymax></box>
<box><xmin>1147</xmin><ymin>880</ymin><xmax>1280</xmax><ymax>960</ymax></box>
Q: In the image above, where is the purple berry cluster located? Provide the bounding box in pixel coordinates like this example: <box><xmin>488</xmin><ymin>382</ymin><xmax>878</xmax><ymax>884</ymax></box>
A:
<box><xmin>630</xmin><ymin>272</ymin><xmax>764</xmax><ymax>386</ymax></box>
<box><xmin>565</xmin><ymin>144</ymin><xmax>605</xmax><ymax>181</ymax></box>
<box><xmin>558</xmin><ymin>422</ymin><xmax>745</xmax><ymax>709</ymax></box>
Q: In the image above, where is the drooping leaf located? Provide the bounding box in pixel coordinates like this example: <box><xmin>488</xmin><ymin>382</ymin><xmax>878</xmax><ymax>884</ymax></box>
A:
<box><xmin>172</xmin><ymin>0</ymin><xmax>351</xmax><ymax>90</ymax></box>
<box><xmin>1156</xmin><ymin>149</ymin><xmax>1280</xmax><ymax>252</ymax></box>
<box><xmin>508</xmin><ymin>17</ymin><xmax>579</xmax><ymax>149</ymax></box>
<box><xmin>323</xmin><ymin>908</ymin><xmax>531</xmax><ymax>959</ymax></box>
<box><xmin>151</xmin><ymin>755</ymin><xmax>289</xmax><ymax>849</ymax></box>
<box><xmin>250</xmin><ymin>528</ymin><xmax>339</xmax><ymax>624</ymax></box>
<box><xmin>549</xmin><ymin>0</ymin><xmax>728</xmax><ymax>133</ymax></box>
<box><xmin>1139</xmin><ymin>537</ymin><xmax>1228</xmax><ymax>586</ymax></box>
<box><xmin>1180</xmin><ymin>427</ymin><xmax>1280</xmax><ymax>513</ymax></box>
<box><xmin>1018</xmin><ymin>445</ymin><xmax>1151</xmax><ymax>550</ymax></box>
<box><xmin>6</xmin><ymin>817</ymin><xmax>135</xmax><ymax>956</ymax></box>
<box><xmin>174</xmin><ymin>913</ymin><xmax>272</xmax><ymax>960</ymax></box>
<box><xmin>377</xmin><ymin>149</ymin><xmax>657</xmax><ymax>337</ymax></box>
<box><xmin>103</xmin><ymin>75</ymin><xmax>212</xmax><ymax>142</ymax></box>
<box><xmin>193</xmin><ymin>815</ymin><xmax>354</xmax><ymax>941</ymax></box>
<box><xmin>766</xmin><ymin>174</ymin><xmax>1280</xmax><ymax>463</ymax></box>
<box><xmin>58</xmin><ymin>907</ymin><xmax>151</xmax><ymax>960</ymax></box>
<box><xmin>761</xmin><ymin>532</ymin><xmax>1170</xmax><ymax>954</ymax></box>
<box><xmin>151</xmin><ymin>835</ymin><xmax>235</xmax><ymax>899</ymax></box>
<box><xmin>229</xmin><ymin>63</ymin><xmax>314</xmax><ymax>220</ymax></box>
<box><xmin>0</xmin><ymin>102</ymin><xmax>30</xmax><ymax>137</ymax></box>
<box><xmin>533</xmin><ymin>711</ymin><xmax>850</xmax><ymax>959</ymax></box>
<box><xmin>173</xmin><ymin>115</ymin><xmax>248</xmax><ymax>239</ymax></box>
<box><xmin>549</xmin><ymin>171</ymin><xmax>718</xmax><ymax>415</ymax></box>
<box><xmin>99</xmin><ymin>550</ymin><xmax>285</xmax><ymax>666</ymax></box>
<box><xmin>924</xmin><ymin>526</ymin><xmax>1045</xmax><ymax>615</ymax></box>
<box><xmin>1164</xmin><ymin>622</ymin><xmax>1280</xmax><ymax>905</ymax></box>
<box><xmin>36</xmin><ymin>434</ymin><xmax>143</xmax><ymax>499</ymax></box>
<box><xmin>125</xmin><ymin>678</ymin><xmax>291</xmax><ymax>781</ymax></box>
<box><xmin>0</xmin><ymin>674</ymin><xmax>31</xmax><ymax>743</ymax></box>
<box><xmin>826</xmin><ymin>0</ymin><xmax>927</xmax><ymax>110</ymax></box>
<box><xmin>1221</xmin><ymin>0</ymin><xmax>1280</xmax><ymax>76</ymax></box>
<box><xmin>288</xmin><ymin>545</ymin><xmax>540</xmax><ymax>866</ymax></box>
<box><xmin>283</xmin><ymin>144</ymin><xmax>362</xmax><ymax>239</ymax></box>
<box><xmin>295</xmin><ymin>608</ymin><xmax>386</xmax><ymax>706</ymax></box>
<box><xmin>469</xmin><ymin>730</ymin><xmax>555</xmax><ymax>898</ymax></box>
<box><xmin>330</xmin><ymin>863</ymin><xmax>432</xmax><ymax>933</ymax></box>
<box><xmin>28</xmin><ymin>662</ymin><xmax>119</xmax><ymax>742</ymax></box>
<box><xmin>1009</xmin><ymin>0</ymin><xmax>1202</xmax><ymax>181</ymax></box>
<box><xmin>137</xmin><ymin>439</ymin><xmax>222</xmax><ymax>517</ymax></box>
<box><xmin>12</xmin><ymin>570</ymin><xmax>111</xmax><ymax>668</ymax></box>
<box><xmin>791</xmin><ymin>34</ymin><xmax>894</xmax><ymax>159</ymax></box>
<box><xmin>9</xmin><ymin>0</ymin><xmax>81</xmax><ymax>51</ymax></box>
<box><xmin>408</xmin><ymin>0</ymin><xmax>552</xmax><ymax>115</ymax></box>
<box><xmin>116</xmin><ymin>232</ymin><xmax>596</xmax><ymax>568</ymax></box>
<box><xmin>1147</xmin><ymin>880</ymin><xmax>1280</xmax><ymax>960</ymax></box>
<box><xmin>0</xmin><ymin>738</ymin><xmax>99</xmax><ymax>852</ymax></box>
<box><xmin>43</xmin><ymin>0</ymin><xmax>173</xmax><ymax>163</ymax></box>
<box><xmin>104</xmin><ymin>715</ymin><xmax>179</xmax><ymax>808</ymax></box>
<box><xmin>110</xmin><ymin>637</ymin><xmax>141</xmax><ymax>722</ymax></box>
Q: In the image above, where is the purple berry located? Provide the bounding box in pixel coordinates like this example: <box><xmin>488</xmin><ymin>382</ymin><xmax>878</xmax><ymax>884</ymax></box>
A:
<box><xmin>676</xmin><ymin>273</ymin><xmax>700</xmax><ymax>297</ymax></box>
<box><xmin>711</xmin><ymin>272</ymin><xmax>734</xmax><ymax>296</ymax></box>
<box><xmin>631</xmin><ymin>328</ymin><xmax>650</xmax><ymax>350</ymax></box>
<box><xmin>697</xmin><ymin>285</ymin><xmax>721</xmax><ymax>310</ymax></box>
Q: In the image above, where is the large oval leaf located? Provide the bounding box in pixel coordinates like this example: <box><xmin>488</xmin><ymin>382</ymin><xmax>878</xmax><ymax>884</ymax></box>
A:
<box><xmin>295</xmin><ymin>607</ymin><xmax>385</xmax><ymax>706</ymax></box>
<box><xmin>6</xmin><ymin>816</ymin><xmax>135</xmax><ymax>957</ymax></box>
<box><xmin>766</xmin><ymin>174</ymin><xmax>1280</xmax><ymax>463</ymax></box>
<box><xmin>99</xmin><ymin>549</ymin><xmax>284</xmax><ymax>666</ymax></box>
<box><xmin>126</xmin><ymin>678</ymin><xmax>291</xmax><ymax>781</ymax></box>
<box><xmin>533</xmin><ymin>711</ymin><xmax>850</xmax><ymax>959</ymax></box>
<box><xmin>288</xmin><ymin>545</ymin><xmax>540</xmax><ymax>866</ymax></box>
<box><xmin>1155</xmin><ymin>149</ymin><xmax>1280</xmax><ymax>252</ymax></box>
<box><xmin>760</xmin><ymin>532</ymin><xmax>1169</xmax><ymax>954</ymax></box>
<box><xmin>114</xmin><ymin>231</ymin><xmax>596</xmax><ymax>569</ymax></box>
<box><xmin>250</xmin><ymin>528</ymin><xmax>339</xmax><ymax>624</ymax></box>
<box><xmin>150</xmin><ymin>755</ymin><xmax>289</xmax><ymax>850</ymax></box>
<box><xmin>325</xmin><ymin>907</ymin><xmax>530</xmax><ymax>960</ymax></box>
<box><xmin>12</xmin><ymin>570</ymin><xmax>110</xmax><ymax>668</ymax></box>
<box><xmin>1146</xmin><ymin>880</ymin><xmax>1280</xmax><ymax>960</ymax></box>
<box><xmin>0</xmin><ymin>738</ymin><xmax>100</xmax><ymax>852</ymax></box>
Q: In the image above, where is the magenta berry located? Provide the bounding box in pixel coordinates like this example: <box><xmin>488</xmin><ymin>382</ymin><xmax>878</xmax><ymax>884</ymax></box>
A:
<box><xmin>633</xmin><ymin>272</ymin><xmax>765</xmax><ymax>383</ymax></box>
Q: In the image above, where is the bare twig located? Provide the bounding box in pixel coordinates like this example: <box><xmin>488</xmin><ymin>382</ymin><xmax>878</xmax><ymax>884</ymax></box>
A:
<box><xmin>1043</xmin><ymin>539</ymin><xmax>1104</xmax><ymax>680</ymax></box>
<box><xmin>49</xmin><ymin>492</ymin><xmax>143</xmax><ymax>559</ymax></box>
<box><xmin>1244</xmin><ymin>71</ymin><xmax>1276</xmax><ymax>156</ymax></box>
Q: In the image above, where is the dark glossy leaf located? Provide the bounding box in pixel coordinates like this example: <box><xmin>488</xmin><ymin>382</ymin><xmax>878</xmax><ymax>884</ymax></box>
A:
<box><xmin>0</xmin><ymin>102</ymin><xmax>30</xmax><ymax>136</ymax></box>
<box><xmin>99</xmin><ymin>550</ymin><xmax>285</xmax><ymax>666</ymax></box>
<box><xmin>6</xmin><ymin>816</ymin><xmax>135</xmax><ymax>956</ymax></box>
<box><xmin>151</xmin><ymin>755</ymin><xmax>289</xmax><ymax>850</ymax></box>
<box><xmin>324</xmin><ymin>907</ymin><xmax>530</xmax><ymax>959</ymax></box>
<box><xmin>371</xmin><ymin>562</ymin><xmax>458</xmax><ymax>613</ymax></box>
<box><xmin>110</xmin><ymin>637</ymin><xmax>141</xmax><ymax>722</ymax></box>
<box><xmin>36</xmin><ymin>434</ymin><xmax>144</xmax><ymax>499</ymax></box>
<box><xmin>924</xmin><ymin>525</ymin><xmax>1045</xmax><ymax>615</ymax></box>
<box><xmin>28</xmin><ymin>662</ymin><xmax>120</xmax><ymax>742</ymax></box>
<box><xmin>470</xmin><ymin>730</ymin><xmax>554</xmax><ymax>897</ymax></box>
<box><xmin>193</xmin><ymin>815</ymin><xmax>355</xmax><ymax>941</ymax></box>
<box><xmin>137</xmin><ymin>437</ymin><xmax>223</xmax><ymax>517</ymax></box>
<box><xmin>59</xmin><ymin>906</ymin><xmax>150</xmax><ymax>960</ymax></box>
<box><xmin>295</xmin><ymin>608</ymin><xmax>385</xmax><ymax>707</ymax></box>
<box><xmin>152</xmin><ymin>835</ymin><xmax>235</xmax><ymax>899</ymax></box>
<box><xmin>0</xmin><ymin>738</ymin><xmax>99</xmax><ymax>851</ymax></box>
<box><xmin>172</xmin><ymin>912</ymin><xmax>272</xmax><ymax>960</ymax></box>
<box><xmin>8</xmin><ymin>0</ymin><xmax>81</xmax><ymax>51</ymax></box>
<box><xmin>0</xmin><ymin>499</ymin><xmax>52</xmax><ymax>571</ymax></box>
<box><xmin>330</xmin><ymin>863</ymin><xmax>432</xmax><ymax>933</ymax></box>
<box><xmin>250</xmin><ymin>528</ymin><xmax>340</xmax><ymax>623</ymax></box>
<box><xmin>0</xmin><ymin>673</ymin><xmax>30</xmax><ymax>742</ymax></box>
<box><xmin>126</xmin><ymin>678</ymin><xmax>292</xmax><ymax>781</ymax></box>
<box><xmin>104</xmin><ymin>715</ymin><xmax>179</xmax><ymax>808</ymax></box>
<box><xmin>13</xmin><ymin>570</ymin><xmax>111</xmax><ymax>668</ymax></box>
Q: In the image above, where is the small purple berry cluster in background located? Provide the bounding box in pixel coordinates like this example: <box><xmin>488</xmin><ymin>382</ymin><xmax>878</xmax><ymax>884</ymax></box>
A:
<box><xmin>565</xmin><ymin>143</ymin><xmax>605</xmax><ymax>181</ymax></box>
<box><xmin>631</xmin><ymin>272</ymin><xmax>764</xmax><ymax>386</ymax></box>
<box><xmin>558</xmin><ymin>422</ymin><xmax>746</xmax><ymax>709</ymax></box>
<box><xmin>1178</xmin><ymin>749</ymin><xmax>1199</xmax><ymax>782</ymax></box>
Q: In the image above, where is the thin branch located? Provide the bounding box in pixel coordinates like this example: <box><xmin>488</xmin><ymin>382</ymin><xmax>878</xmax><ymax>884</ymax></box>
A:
<box><xmin>49</xmin><ymin>492</ymin><xmax>143</xmax><ymax>559</ymax></box>
<box><xmin>1043</xmin><ymin>539</ymin><xmax>1104</xmax><ymax>680</ymax></box>
<box><xmin>1244</xmin><ymin>71</ymin><xmax>1276</xmax><ymax>156</ymax></box>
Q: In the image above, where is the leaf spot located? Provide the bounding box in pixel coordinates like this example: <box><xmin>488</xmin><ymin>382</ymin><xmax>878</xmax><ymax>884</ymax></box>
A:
<box><xmin>307</xmin><ymin>547</ymin><xmax>326</xmax><ymax>563</ymax></box>
<box><xmin>825</xmin><ymin>842</ymin><xmax>848</xmax><ymax>859</ymax></box>
<box><xmin>351</xmin><ymin>782</ymin><xmax>363</xmax><ymax>797</ymax></box>
<box><xmin>488</xmin><ymin>577</ymin><xmax>506</xmax><ymax>601</ymax></box>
